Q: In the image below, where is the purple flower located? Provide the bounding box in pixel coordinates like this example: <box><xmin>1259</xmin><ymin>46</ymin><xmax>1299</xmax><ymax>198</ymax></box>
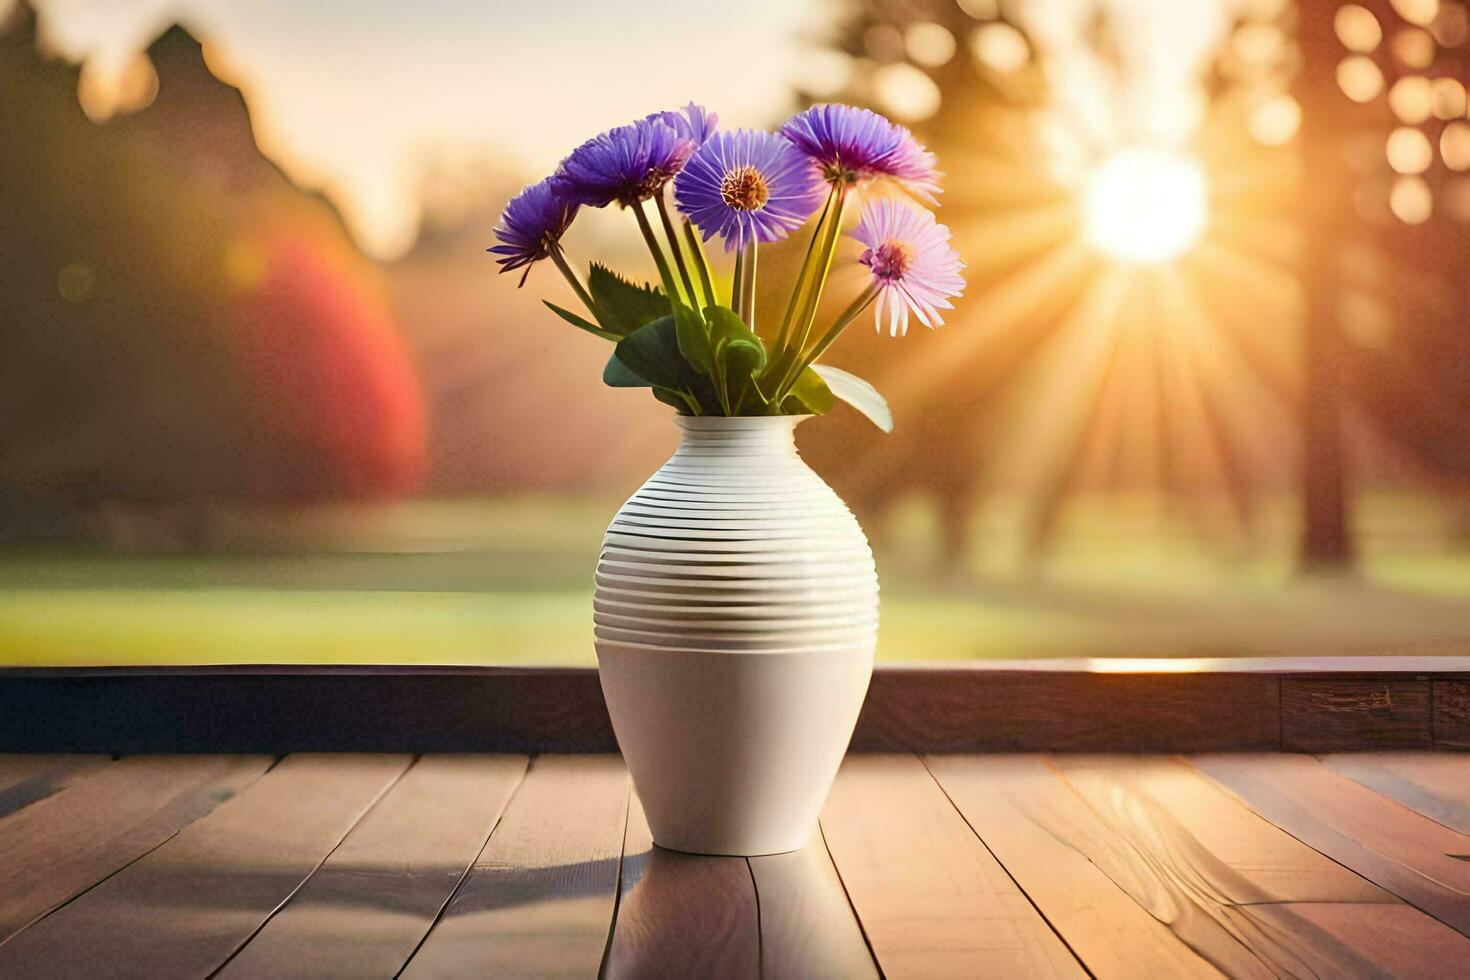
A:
<box><xmin>852</xmin><ymin>199</ymin><xmax>965</xmax><ymax>336</ymax></box>
<box><xmin>487</xmin><ymin>178</ymin><xmax>578</xmax><ymax>282</ymax></box>
<box><xmin>673</xmin><ymin>130</ymin><xmax>825</xmax><ymax>253</ymax></box>
<box><xmin>780</xmin><ymin>104</ymin><xmax>941</xmax><ymax>203</ymax></box>
<box><xmin>552</xmin><ymin>117</ymin><xmax>695</xmax><ymax>209</ymax></box>
<box><xmin>646</xmin><ymin>102</ymin><xmax>717</xmax><ymax>147</ymax></box>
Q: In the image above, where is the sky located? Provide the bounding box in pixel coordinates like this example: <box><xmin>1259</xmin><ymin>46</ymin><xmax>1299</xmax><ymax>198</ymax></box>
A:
<box><xmin>26</xmin><ymin>0</ymin><xmax>824</xmax><ymax>257</ymax></box>
<box><xmin>17</xmin><ymin>0</ymin><xmax>1237</xmax><ymax>258</ymax></box>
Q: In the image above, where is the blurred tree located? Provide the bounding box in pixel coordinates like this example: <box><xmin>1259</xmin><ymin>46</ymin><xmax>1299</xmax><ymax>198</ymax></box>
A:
<box><xmin>0</xmin><ymin>3</ymin><xmax>426</xmax><ymax>546</ymax></box>
<box><xmin>801</xmin><ymin>0</ymin><xmax>1470</xmax><ymax>575</ymax></box>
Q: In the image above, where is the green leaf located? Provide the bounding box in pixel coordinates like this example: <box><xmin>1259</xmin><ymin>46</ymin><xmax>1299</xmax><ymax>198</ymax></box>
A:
<box><xmin>603</xmin><ymin>351</ymin><xmax>650</xmax><ymax>387</ymax></box>
<box><xmin>588</xmin><ymin>263</ymin><xmax>670</xmax><ymax>335</ymax></box>
<box><xmin>673</xmin><ymin>302</ymin><xmax>712</xmax><ymax>374</ymax></box>
<box><xmin>780</xmin><ymin>366</ymin><xmax>835</xmax><ymax>416</ymax></box>
<box><xmin>652</xmin><ymin>387</ymin><xmax>696</xmax><ymax>413</ymax></box>
<box><xmin>609</xmin><ymin>315</ymin><xmax>695</xmax><ymax>391</ymax></box>
<box><xmin>705</xmin><ymin>306</ymin><xmax>766</xmax><ymax>377</ymax></box>
<box><xmin>544</xmin><ymin>301</ymin><xmax>620</xmax><ymax>342</ymax></box>
<box><xmin>811</xmin><ymin>364</ymin><xmax>893</xmax><ymax>432</ymax></box>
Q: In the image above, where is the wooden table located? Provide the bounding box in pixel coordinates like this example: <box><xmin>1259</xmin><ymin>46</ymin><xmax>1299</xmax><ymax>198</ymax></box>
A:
<box><xmin>1</xmin><ymin>750</ymin><xmax>1467</xmax><ymax>978</ymax></box>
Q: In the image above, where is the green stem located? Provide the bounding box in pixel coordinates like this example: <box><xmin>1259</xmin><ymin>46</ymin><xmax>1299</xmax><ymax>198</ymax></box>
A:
<box><xmin>732</xmin><ymin>248</ymin><xmax>746</xmax><ymax>321</ymax></box>
<box><xmin>549</xmin><ymin>243</ymin><xmax>602</xmax><ymax>323</ymax></box>
<box><xmin>741</xmin><ymin>242</ymin><xmax>758</xmax><ymax>335</ymax></box>
<box><xmin>773</xmin><ymin>189</ymin><xmax>835</xmax><ymax>355</ymax></box>
<box><xmin>655</xmin><ymin>195</ymin><xmax>698</xmax><ymax>307</ymax></box>
<box><xmin>671</xmin><ymin>388</ymin><xmax>702</xmax><ymax>415</ymax></box>
<box><xmin>633</xmin><ymin>201</ymin><xmax>682</xmax><ymax>307</ymax></box>
<box><xmin>785</xmin><ymin>282</ymin><xmax>878</xmax><ymax>386</ymax></box>
<box><xmin>775</xmin><ymin>187</ymin><xmax>848</xmax><ymax>398</ymax></box>
<box><xmin>715</xmin><ymin>358</ymin><xmax>732</xmax><ymax>416</ymax></box>
<box><xmin>682</xmin><ymin>219</ymin><xmax>717</xmax><ymax>308</ymax></box>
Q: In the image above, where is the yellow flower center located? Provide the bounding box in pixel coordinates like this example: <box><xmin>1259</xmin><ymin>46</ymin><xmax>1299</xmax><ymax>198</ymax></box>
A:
<box><xmin>720</xmin><ymin>166</ymin><xmax>770</xmax><ymax>211</ymax></box>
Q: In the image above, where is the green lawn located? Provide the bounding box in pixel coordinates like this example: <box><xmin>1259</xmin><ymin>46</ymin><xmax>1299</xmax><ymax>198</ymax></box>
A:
<box><xmin>2</xmin><ymin>495</ymin><xmax>1468</xmax><ymax>666</ymax></box>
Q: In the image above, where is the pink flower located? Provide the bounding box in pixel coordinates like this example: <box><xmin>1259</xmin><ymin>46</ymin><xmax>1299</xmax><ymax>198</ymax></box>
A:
<box><xmin>852</xmin><ymin>200</ymin><xmax>965</xmax><ymax>336</ymax></box>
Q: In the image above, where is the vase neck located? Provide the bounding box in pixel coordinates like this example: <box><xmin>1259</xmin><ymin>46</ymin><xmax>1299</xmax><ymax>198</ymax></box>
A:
<box><xmin>673</xmin><ymin>415</ymin><xmax>806</xmax><ymax>455</ymax></box>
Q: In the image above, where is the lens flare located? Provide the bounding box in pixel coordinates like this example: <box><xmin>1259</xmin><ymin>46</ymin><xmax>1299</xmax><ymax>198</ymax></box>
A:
<box><xmin>1084</xmin><ymin>148</ymin><xmax>1207</xmax><ymax>264</ymax></box>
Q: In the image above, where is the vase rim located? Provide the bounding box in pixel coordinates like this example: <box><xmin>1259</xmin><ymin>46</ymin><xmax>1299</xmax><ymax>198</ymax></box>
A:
<box><xmin>673</xmin><ymin>414</ymin><xmax>812</xmax><ymax>431</ymax></box>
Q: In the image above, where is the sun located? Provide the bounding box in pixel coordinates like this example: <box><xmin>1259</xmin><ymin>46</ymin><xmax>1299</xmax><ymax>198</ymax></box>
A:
<box><xmin>1084</xmin><ymin>148</ymin><xmax>1208</xmax><ymax>264</ymax></box>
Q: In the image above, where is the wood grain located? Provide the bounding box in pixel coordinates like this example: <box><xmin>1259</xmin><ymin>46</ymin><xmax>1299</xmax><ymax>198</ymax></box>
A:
<box><xmin>0</xmin><ymin>754</ymin><xmax>272</xmax><ymax>943</ymax></box>
<box><xmin>820</xmin><ymin>754</ymin><xmax>1083</xmax><ymax>978</ymax></box>
<box><xmin>402</xmin><ymin>754</ymin><xmax>628</xmax><ymax>978</ymax></box>
<box><xmin>930</xmin><ymin>754</ymin><xmax>1457</xmax><ymax>978</ymax></box>
<box><xmin>217</xmin><ymin>755</ymin><xmax>528</xmax><ymax>979</ymax></box>
<box><xmin>1323</xmin><ymin>753</ymin><xmax>1470</xmax><ymax>834</ymax></box>
<box><xmin>747</xmin><ymin>829</ymin><xmax>878</xmax><ymax>980</ymax></box>
<box><xmin>1049</xmin><ymin>756</ymin><xmax>1390</xmax><ymax>904</ymax></box>
<box><xmin>0</xmin><ymin>755</ymin><xmax>107</xmax><ymax>819</ymax></box>
<box><xmin>926</xmin><ymin>755</ymin><xmax>1221</xmax><ymax>979</ymax></box>
<box><xmin>0</xmin><ymin>753</ymin><xmax>410</xmax><ymax>979</ymax></box>
<box><xmin>1437</xmin><ymin>679</ymin><xmax>1470</xmax><ymax>749</ymax></box>
<box><xmin>853</xmin><ymin>671</ymin><xmax>1280</xmax><ymax>752</ymax></box>
<box><xmin>1193</xmin><ymin>753</ymin><xmax>1470</xmax><ymax>936</ymax></box>
<box><xmin>604</xmin><ymin>795</ymin><xmax>759</xmax><ymax>979</ymax></box>
<box><xmin>1281</xmin><ymin>678</ymin><xmax>1433</xmax><ymax>751</ymax></box>
<box><xmin>1254</xmin><ymin>902</ymin><xmax>1470</xmax><ymax>978</ymax></box>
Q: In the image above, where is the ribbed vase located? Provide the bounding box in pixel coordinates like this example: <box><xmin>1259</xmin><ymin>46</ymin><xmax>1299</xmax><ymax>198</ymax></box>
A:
<box><xmin>594</xmin><ymin>414</ymin><xmax>878</xmax><ymax>856</ymax></box>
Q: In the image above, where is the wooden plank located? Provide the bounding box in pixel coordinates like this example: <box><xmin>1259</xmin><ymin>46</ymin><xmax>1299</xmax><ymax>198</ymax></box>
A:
<box><xmin>0</xmin><ymin>754</ymin><xmax>273</xmax><ymax>943</ymax></box>
<box><xmin>933</xmin><ymin>755</ymin><xmax>1470</xmax><ymax>975</ymax></box>
<box><xmin>0</xmin><ymin>755</ymin><xmax>103</xmax><ymax>793</ymax></box>
<box><xmin>747</xmin><ymin>829</ymin><xmax>878</xmax><ymax>980</ymax></box>
<box><xmin>402</xmin><ymin>754</ymin><xmax>627</xmax><ymax>978</ymax></box>
<box><xmin>1281</xmin><ymin>678</ymin><xmax>1433</xmax><ymax>751</ymax></box>
<box><xmin>217</xmin><ymin>755</ymin><xmax>528</xmax><ymax>979</ymax></box>
<box><xmin>820</xmin><ymin>754</ymin><xmax>1083</xmax><ymax>978</ymax></box>
<box><xmin>604</xmin><ymin>795</ymin><xmax>759</xmax><ymax>979</ymax></box>
<box><xmin>1049</xmin><ymin>756</ymin><xmax>1390</xmax><ymax>903</ymax></box>
<box><xmin>929</xmin><ymin>754</ymin><xmax>1455</xmax><ymax>979</ymax></box>
<box><xmin>1194</xmin><ymin>753</ymin><xmax>1470</xmax><ymax>936</ymax></box>
<box><xmin>928</xmin><ymin>755</ymin><xmax>1223</xmax><ymax>979</ymax></box>
<box><xmin>1253</xmin><ymin>903</ymin><xmax>1470</xmax><ymax>978</ymax></box>
<box><xmin>0</xmin><ymin>755</ymin><xmax>108</xmax><ymax>820</ymax></box>
<box><xmin>852</xmin><ymin>671</ymin><xmax>1280</xmax><ymax>752</ymax></box>
<box><xmin>1437</xmin><ymin>679</ymin><xmax>1470</xmax><ymax>749</ymax></box>
<box><xmin>0</xmin><ymin>753</ymin><xmax>410</xmax><ymax>979</ymax></box>
<box><xmin>1324</xmin><ymin>753</ymin><xmax>1470</xmax><ymax>834</ymax></box>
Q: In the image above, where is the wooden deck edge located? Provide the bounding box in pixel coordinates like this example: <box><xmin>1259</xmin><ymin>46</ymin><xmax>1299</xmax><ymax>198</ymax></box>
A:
<box><xmin>0</xmin><ymin>661</ymin><xmax>1465</xmax><ymax>752</ymax></box>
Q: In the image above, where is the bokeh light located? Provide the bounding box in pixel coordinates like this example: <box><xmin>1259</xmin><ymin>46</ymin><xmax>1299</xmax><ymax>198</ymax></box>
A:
<box><xmin>872</xmin><ymin>62</ymin><xmax>941</xmax><ymax>122</ymax></box>
<box><xmin>1387</xmin><ymin>125</ymin><xmax>1434</xmax><ymax>173</ymax></box>
<box><xmin>1390</xmin><ymin>174</ymin><xmax>1434</xmax><ymax>222</ymax></box>
<box><xmin>1392</xmin><ymin>0</ymin><xmax>1441</xmax><ymax>27</ymax></box>
<box><xmin>1335</xmin><ymin>5</ymin><xmax>1384</xmax><ymax>51</ymax></box>
<box><xmin>969</xmin><ymin>22</ymin><xmax>1029</xmax><ymax>74</ymax></box>
<box><xmin>1431</xmin><ymin>77</ymin><xmax>1466</xmax><ymax>117</ymax></box>
<box><xmin>1389</xmin><ymin>75</ymin><xmax>1433</xmax><ymax>122</ymax></box>
<box><xmin>1336</xmin><ymin>55</ymin><xmax>1384</xmax><ymax>102</ymax></box>
<box><xmin>1390</xmin><ymin>27</ymin><xmax>1436</xmax><ymax>68</ymax></box>
<box><xmin>905</xmin><ymin>22</ymin><xmax>956</xmax><ymax>67</ymax></box>
<box><xmin>1249</xmin><ymin>94</ymin><xmax>1301</xmax><ymax>146</ymax></box>
<box><xmin>1441</xmin><ymin>120</ymin><xmax>1470</xmax><ymax>169</ymax></box>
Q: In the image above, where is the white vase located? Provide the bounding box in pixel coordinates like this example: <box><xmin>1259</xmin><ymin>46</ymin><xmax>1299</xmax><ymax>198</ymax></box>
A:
<box><xmin>594</xmin><ymin>414</ymin><xmax>878</xmax><ymax>856</ymax></box>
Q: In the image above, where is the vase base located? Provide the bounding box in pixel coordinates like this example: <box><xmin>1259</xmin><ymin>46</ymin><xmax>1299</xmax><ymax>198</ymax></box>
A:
<box><xmin>647</xmin><ymin>830</ymin><xmax>811</xmax><ymax>858</ymax></box>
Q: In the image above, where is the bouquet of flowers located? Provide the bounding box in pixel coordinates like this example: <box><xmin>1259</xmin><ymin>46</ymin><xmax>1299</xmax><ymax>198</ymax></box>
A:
<box><xmin>488</xmin><ymin>103</ymin><xmax>965</xmax><ymax>431</ymax></box>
